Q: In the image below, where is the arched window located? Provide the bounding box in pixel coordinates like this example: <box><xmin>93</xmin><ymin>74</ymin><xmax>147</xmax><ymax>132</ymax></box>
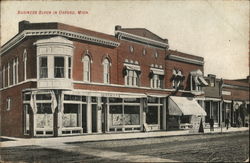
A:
<box><xmin>83</xmin><ymin>55</ymin><xmax>91</xmax><ymax>82</ymax></box>
<box><xmin>103</xmin><ymin>58</ymin><xmax>110</xmax><ymax>84</ymax></box>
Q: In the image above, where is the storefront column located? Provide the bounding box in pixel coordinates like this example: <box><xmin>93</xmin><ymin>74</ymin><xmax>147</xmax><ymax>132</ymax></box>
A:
<box><xmin>87</xmin><ymin>96</ymin><xmax>92</xmax><ymax>133</ymax></box>
<box><xmin>79</xmin><ymin>104</ymin><xmax>83</xmax><ymax>133</ymax></box>
<box><xmin>162</xmin><ymin>98</ymin><xmax>167</xmax><ymax>130</ymax></box>
<box><xmin>106</xmin><ymin>100</ymin><xmax>110</xmax><ymax>132</ymax></box>
<box><xmin>97</xmin><ymin>97</ymin><xmax>102</xmax><ymax>133</ymax></box>
<box><xmin>57</xmin><ymin>93</ymin><xmax>63</xmax><ymax>136</ymax></box>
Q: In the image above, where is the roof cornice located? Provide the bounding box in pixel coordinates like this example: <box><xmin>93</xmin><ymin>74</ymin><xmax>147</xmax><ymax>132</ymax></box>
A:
<box><xmin>167</xmin><ymin>54</ymin><xmax>204</xmax><ymax>66</ymax></box>
<box><xmin>223</xmin><ymin>84</ymin><xmax>249</xmax><ymax>90</ymax></box>
<box><xmin>0</xmin><ymin>29</ymin><xmax>120</xmax><ymax>56</ymax></box>
<box><xmin>115</xmin><ymin>30</ymin><xmax>169</xmax><ymax>49</ymax></box>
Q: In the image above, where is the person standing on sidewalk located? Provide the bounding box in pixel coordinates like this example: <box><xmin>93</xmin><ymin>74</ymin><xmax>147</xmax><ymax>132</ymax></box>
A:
<box><xmin>209</xmin><ymin>116</ymin><xmax>214</xmax><ymax>132</ymax></box>
<box><xmin>225</xmin><ymin>118</ymin><xmax>230</xmax><ymax>130</ymax></box>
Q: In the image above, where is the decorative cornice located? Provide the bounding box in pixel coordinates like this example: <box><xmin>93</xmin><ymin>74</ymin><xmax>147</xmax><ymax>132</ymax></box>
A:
<box><xmin>115</xmin><ymin>30</ymin><xmax>169</xmax><ymax>49</ymax></box>
<box><xmin>168</xmin><ymin>54</ymin><xmax>204</xmax><ymax>65</ymax></box>
<box><xmin>1</xmin><ymin>29</ymin><xmax>120</xmax><ymax>56</ymax></box>
<box><xmin>223</xmin><ymin>84</ymin><xmax>249</xmax><ymax>90</ymax></box>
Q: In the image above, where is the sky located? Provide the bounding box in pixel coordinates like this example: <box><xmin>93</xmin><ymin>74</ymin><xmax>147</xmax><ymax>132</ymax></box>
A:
<box><xmin>1</xmin><ymin>0</ymin><xmax>249</xmax><ymax>79</ymax></box>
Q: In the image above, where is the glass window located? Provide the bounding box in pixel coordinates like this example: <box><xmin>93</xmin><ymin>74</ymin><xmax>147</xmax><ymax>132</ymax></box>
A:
<box><xmin>68</xmin><ymin>57</ymin><xmax>72</xmax><ymax>79</ymax></box>
<box><xmin>146</xmin><ymin>106</ymin><xmax>158</xmax><ymax>124</ymax></box>
<box><xmin>24</xmin><ymin>104</ymin><xmax>31</xmax><ymax>135</ymax></box>
<box><xmin>180</xmin><ymin>115</ymin><xmax>191</xmax><ymax>123</ymax></box>
<box><xmin>125</xmin><ymin>70</ymin><xmax>139</xmax><ymax>86</ymax></box>
<box><xmin>54</xmin><ymin>57</ymin><xmax>65</xmax><ymax>78</ymax></box>
<box><xmin>109</xmin><ymin>105</ymin><xmax>123</xmax><ymax>126</ymax></box>
<box><xmin>103</xmin><ymin>58</ymin><xmax>110</xmax><ymax>84</ymax></box>
<box><xmin>36</xmin><ymin>103</ymin><xmax>53</xmax><ymax>129</ymax></box>
<box><xmin>39</xmin><ymin>57</ymin><xmax>48</xmax><ymax>78</ymax></box>
<box><xmin>83</xmin><ymin>55</ymin><xmax>90</xmax><ymax>82</ymax></box>
<box><xmin>6</xmin><ymin>97</ymin><xmax>11</xmax><ymax>111</ymax></box>
<box><xmin>63</xmin><ymin>104</ymin><xmax>79</xmax><ymax>127</ymax></box>
<box><xmin>36</xmin><ymin>94</ymin><xmax>51</xmax><ymax>100</ymax></box>
<box><xmin>124</xmin><ymin>106</ymin><xmax>140</xmax><ymax>125</ymax></box>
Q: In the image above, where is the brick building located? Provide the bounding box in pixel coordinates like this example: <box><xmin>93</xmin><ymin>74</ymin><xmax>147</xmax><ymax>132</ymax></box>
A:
<box><xmin>203</xmin><ymin>75</ymin><xmax>249</xmax><ymax>128</ymax></box>
<box><xmin>1</xmin><ymin>21</ymin><xmax>210</xmax><ymax>137</ymax></box>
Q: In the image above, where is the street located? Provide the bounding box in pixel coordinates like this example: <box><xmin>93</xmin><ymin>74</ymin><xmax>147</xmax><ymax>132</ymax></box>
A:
<box><xmin>1</xmin><ymin>131</ymin><xmax>249</xmax><ymax>162</ymax></box>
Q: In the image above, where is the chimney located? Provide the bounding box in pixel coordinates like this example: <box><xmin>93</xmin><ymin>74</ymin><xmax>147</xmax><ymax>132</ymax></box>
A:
<box><xmin>19</xmin><ymin>20</ymin><xmax>30</xmax><ymax>33</ymax></box>
<box><xmin>115</xmin><ymin>25</ymin><xmax>122</xmax><ymax>31</ymax></box>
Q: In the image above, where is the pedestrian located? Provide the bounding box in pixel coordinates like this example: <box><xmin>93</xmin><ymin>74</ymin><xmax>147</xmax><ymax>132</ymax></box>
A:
<box><xmin>225</xmin><ymin>118</ymin><xmax>230</xmax><ymax>130</ymax></box>
<box><xmin>237</xmin><ymin>117</ymin><xmax>242</xmax><ymax>128</ymax></box>
<box><xmin>209</xmin><ymin>116</ymin><xmax>214</xmax><ymax>132</ymax></box>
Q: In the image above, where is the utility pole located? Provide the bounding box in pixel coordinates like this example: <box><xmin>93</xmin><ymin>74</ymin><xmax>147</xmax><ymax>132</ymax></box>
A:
<box><xmin>220</xmin><ymin>78</ymin><xmax>224</xmax><ymax>133</ymax></box>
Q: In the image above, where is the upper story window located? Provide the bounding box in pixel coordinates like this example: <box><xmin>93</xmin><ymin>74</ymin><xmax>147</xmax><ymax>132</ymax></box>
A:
<box><xmin>129</xmin><ymin>45</ymin><xmax>134</xmax><ymax>53</ymax></box>
<box><xmin>12</xmin><ymin>58</ymin><xmax>18</xmax><ymax>85</ymax></box>
<box><xmin>23</xmin><ymin>49</ymin><xmax>27</xmax><ymax>81</ymax></box>
<box><xmin>150</xmin><ymin>65</ymin><xmax>164</xmax><ymax>89</ymax></box>
<box><xmin>68</xmin><ymin>57</ymin><xmax>72</xmax><ymax>79</ymax></box>
<box><xmin>6</xmin><ymin>97</ymin><xmax>11</xmax><ymax>111</ymax></box>
<box><xmin>103</xmin><ymin>58</ymin><xmax>110</xmax><ymax>84</ymax></box>
<box><xmin>7</xmin><ymin>63</ymin><xmax>10</xmax><ymax>86</ymax></box>
<box><xmin>83</xmin><ymin>55</ymin><xmax>91</xmax><ymax>82</ymax></box>
<box><xmin>2</xmin><ymin>66</ymin><xmax>5</xmax><ymax>88</ymax></box>
<box><xmin>154</xmin><ymin>51</ymin><xmax>158</xmax><ymax>58</ymax></box>
<box><xmin>54</xmin><ymin>57</ymin><xmax>65</xmax><ymax>78</ymax></box>
<box><xmin>39</xmin><ymin>57</ymin><xmax>48</xmax><ymax>78</ymax></box>
<box><xmin>123</xmin><ymin>60</ymin><xmax>141</xmax><ymax>86</ymax></box>
<box><xmin>142</xmin><ymin>49</ymin><xmax>147</xmax><ymax>56</ymax></box>
<box><xmin>190</xmin><ymin>69</ymin><xmax>208</xmax><ymax>92</ymax></box>
<box><xmin>172</xmin><ymin>69</ymin><xmax>185</xmax><ymax>90</ymax></box>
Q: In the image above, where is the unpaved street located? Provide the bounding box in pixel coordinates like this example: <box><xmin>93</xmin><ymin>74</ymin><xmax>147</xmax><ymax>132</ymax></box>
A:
<box><xmin>1</xmin><ymin>131</ymin><xmax>249</xmax><ymax>162</ymax></box>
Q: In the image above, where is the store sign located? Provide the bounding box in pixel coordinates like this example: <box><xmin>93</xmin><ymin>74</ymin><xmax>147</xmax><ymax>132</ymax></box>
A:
<box><xmin>222</xmin><ymin>91</ymin><xmax>231</xmax><ymax>96</ymax></box>
<box><xmin>100</xmin><ymin>93</ymin><xmax>120</xmax><ymax>98</ymax></box>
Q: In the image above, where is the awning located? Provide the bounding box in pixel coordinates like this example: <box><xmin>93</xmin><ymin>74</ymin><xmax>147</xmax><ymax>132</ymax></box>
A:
<box><xmin>168</xmin><ymin>96</ymin><xmax>207</xmax><ymax>116</ymax></box>
<box><xmin>150</xmin><ymin>68</ymin><xmax>164</xmax><ymax>75</ymax></box>
<box><xmin>146</xmin><ymin>93</ymin><xmax>168</xmax><ymax>98</ymax></box>
<box><xmin>194</xmin><ymin>76</ymin><xmax>201</xmax><ymax>85</ymax></box>
<box><xmin>198</xmin><ymin>76</ymin><xmax>208</xmax><ymax>86</ymax></box>
<box><xmin>124</xmin><ymin>63</ymin><xmax>141</xmax><ymax>71</ymax></box>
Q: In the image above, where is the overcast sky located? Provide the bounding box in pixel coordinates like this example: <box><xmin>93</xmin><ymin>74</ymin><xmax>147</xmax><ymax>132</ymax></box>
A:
<box><xmin>1</xmin><ymin>0</ymin><xmax>249</xmax><ymax>79</ymax></box>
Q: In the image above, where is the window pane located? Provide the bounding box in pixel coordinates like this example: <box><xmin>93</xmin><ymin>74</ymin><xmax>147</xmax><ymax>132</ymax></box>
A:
<box><xmin>146</xmin><ymin>106</ymin><xmax>158</xmax><ymax>124</ymax></box>
<box><xmin>109</xmin><ymin>105</ymin><xmax>123</xmax><ymax>126</ymax></box>
<box><xmin>68</xmin><ymin>57</ymin><xmax>71</xmax><ymax>79</ymax></box>
<box><xmin>124</xmin><ymin>106</ymin><xmax>140</xmax><ymax>125</ymax></box>
<box><xmin>54</xmin><ymin>57</ymin><xmax>65</xmax><ymax>78</ymax></box>
<box><xmin>63</xmin><ymin>104</ymin><xmax>79</xmax><ymax>127</ymax></box>
<box><xmin>39</xmin><ymin>57</ymin><xmax>48</xmax><ymax>78</ymax></box>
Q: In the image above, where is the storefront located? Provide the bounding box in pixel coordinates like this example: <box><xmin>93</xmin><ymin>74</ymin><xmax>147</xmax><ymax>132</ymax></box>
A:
<box><xmin>167</xmin><ymin>96</ymin><xmax>207</xmax><ymax>131</ymax></box>
<box><xmin>23</xmin><ymin>89</ymin><xmax>167</xmax><ymax>137</ymax></box>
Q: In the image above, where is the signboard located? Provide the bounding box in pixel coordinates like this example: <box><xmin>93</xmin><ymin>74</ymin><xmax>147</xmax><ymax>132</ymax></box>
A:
<box><xmin>222</xmin><ymin>91</ymin><xmax>231</xmax><ymax>96</ymax></box>
<box><xmin>189</xmin><ymin>116</ymin><xmax>204</xmax><ymax>133</ymax></box>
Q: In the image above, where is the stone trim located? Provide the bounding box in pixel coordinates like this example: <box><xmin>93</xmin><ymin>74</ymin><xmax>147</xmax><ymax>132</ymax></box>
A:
<box><xmin>115</xmin><ymin>30</ymin><xmax>169</xmax><ymax>49</ymax></box>
<box><xmin>168</xmin><ymin>54</ymin><xmax>204</xmax><ymax>65</ymax></box>
<box><xmin>222</xmin><ymin>84</ymin><xmax>249</xmax><ymax>90</ymax></box>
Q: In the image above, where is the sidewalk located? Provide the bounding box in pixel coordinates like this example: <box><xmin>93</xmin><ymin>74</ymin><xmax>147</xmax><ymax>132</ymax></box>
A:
<box><xmin>0</xmin><ymin>127</ymin><xmax>249</xmax><ymax>148</ymax></box>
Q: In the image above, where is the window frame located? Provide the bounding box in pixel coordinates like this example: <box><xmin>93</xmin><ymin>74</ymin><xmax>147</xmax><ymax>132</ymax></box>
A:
<box><xmin>83</xmin><ymin>55</ymin><xmax>91</xmax><ymax>82</ymax></box>
<box><xmin>54</xmin><ymin>56</ymin><xmax>65</xmax><ymax>78</ymax></box>
<box><xmin>39</xmin><ymin>56</ymin><xmax>48</xmax><ymax>78</ymax></box>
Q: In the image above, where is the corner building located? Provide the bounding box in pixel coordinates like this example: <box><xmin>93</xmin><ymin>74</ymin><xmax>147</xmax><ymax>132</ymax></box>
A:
<box><xmin>0</xmin><ymin>21</ymin><xmax>207</xmax><ymax>137</ymax></box>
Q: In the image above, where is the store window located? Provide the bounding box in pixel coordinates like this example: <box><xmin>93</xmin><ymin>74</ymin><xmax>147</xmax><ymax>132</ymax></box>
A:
<box><xmin>109</xmin><ymin>105</ymin><xmax>123</xmax><ymax>126</ymax></box>
<box><xmin>39</xmin><ymin>57</ymin><xmax>48</xmax><ymax>78</ymax></box>
<box><xmin>24</xmin><ymin>104</ymin><xmax>31</xmax><ymax>135</ymax></box>
<box><xmin>103</xmin><ymin>58</ymin><xmax>110</xmax><ymax>84</ymax></box>
<box><xmin>180</xmin><ymin>115</ymin><xmax>191</xmax><ymax>123</ymax></box>
<box><xmin>83</xmin><ymin>55</ymin><xmax>91</xmax><ymax>82</ymax></box>
<box><xmin>54</xmin><ymin>57</ymin><xmax>65</xmax><ymax>78</ymax></box>
<box><xmin>63</xmin><ymin>104</ymin><xmax>80</xmax><ymax>127</ymax></box>
<box><xmin>36</xmin><ymin>103</ymin><xmax>53</xmax><ymax>128</ymax></box>
<box><xmin>124</xmin><ymin>106</ymin><xmax>140</xmax><ymax>125</ymax></box>
<box><xmin>146</xmin><ymin>106</ymin><xmax>158</xmax><ymax>124</ymax></box>
<box><xmin>212</xmin><ymin>102</ymin><xmax>219</xmax><ymax>123</ymax></box>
